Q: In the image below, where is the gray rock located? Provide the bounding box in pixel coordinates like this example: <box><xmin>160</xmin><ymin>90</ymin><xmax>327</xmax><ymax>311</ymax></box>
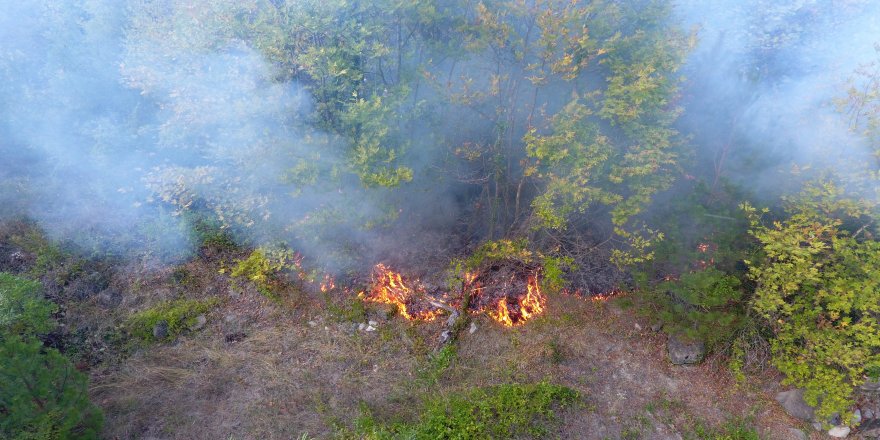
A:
<box><xmin>853</xmin><ymin>409</ymin><xmax>862</xmax><ymax>425</ymax></box>
<box><xmin>787</xmin><ymin>427</ymin><xmax>807</xmax><ymax>440</ymax></box>
<box><xmin>812</xmin><ymin>422</ymin><xmax>823</xmax><ymax>431</ymax></box>
<box><xmin>358</xmin><ymin>323</ymin><xmax>366</xmax><ymax>331</ymax></box>
<box><xmin>827</xmin><ymin>426</ymin><xmax>850</xmax><ymax>438</ymax></box>
<box><xmin>153</xmin><ymin>320</ymin><xmax>169</xmax><ymax>340</ymax></box>
<box><xmin>439</xmin><ymin>330</ymin><xmax>451</xmax><ymax>344</ymax></box>
<box><xmin>190</xmin><ymin>314</ymin><xmax>207</xmax><ymax>331</ymax></box>
<box><xmin>776</xmin><ymin>389</ymin><xmax>816</xmax><ymax>422</ymax></box>
<box><xmin>368</xmin><ymin>320</ymin><xmax>378</xmax><ymax>327</ymax></box>
<box><xmin>634</xmin><ymin>323</ymin><xmax>642</xmax><ymax>331</ymax></box>
<box><xmin>863</xmin><ymin>379</ymin><xmax>880</xmax><ymax>393</ymax></box>
<box><xmin>365</xmin><ymin>325</ymin><xmax>377</xmax><ymax>332</ymax></box>
<box><xmin>650</xmin><ymin>322</ymin><xmax>663</xmax><ymax>332</ymax></box>
<box><xmin>469</xmin><ymin>322</ymin><xmax>478</xmax><ymax>334</ymax></box>
<box><xmin>307</xmin><ymin>320</ymin><xmax>318</xmax><ymax>327</ymax></box>
<box><xmin>667</xmin><ymin>334</ymin><xmax>705</xmax><ymax>365</ymax></box>
<box><xmin>864</xmin><ymin>408</ymin><xmax>875</xmax><ymax>420</ymax></box>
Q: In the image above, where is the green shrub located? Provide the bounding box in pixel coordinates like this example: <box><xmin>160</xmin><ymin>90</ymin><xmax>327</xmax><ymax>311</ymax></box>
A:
<box><xmin>0</xmin><ymin>273</ymin><xmax>56</xmax><ymax>336</ymax></box>
<box><xmin>127</xmin><ymin>298</ymin><xmax>219</xmax><ymax>341</ymax></box>
<box><xmin>744</xmin><ymin>190</ymin><xmax>880</xmax><ymax>420</ymax></box>
<box><xmin>0</xmin><ymin>335</ymin><xmax>103</xmax><ymax>439</ymax></box>
<box><xmin>357</xmin><ymin>382</ymin><xmax>578</xmax><ymax>439</ymax></box>
<box><xmin>653</xmin><ymin>268</ymin><xmax>749</xmax><ymax>350</ymax></box>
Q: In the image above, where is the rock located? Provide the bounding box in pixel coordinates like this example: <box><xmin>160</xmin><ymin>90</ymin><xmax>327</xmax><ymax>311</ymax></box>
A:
<box><xmin>368</xmin><ymin>320</ymin><xmax>378</xmax><ymax>327</ymax></box>
<box><xmin>152</xmin><ymin>320</ymin><xmax>169</xmax><ymax>340</ymax></box>
<box><xmin>828</xmin><ymin>426</ymin><xmax>850</xmax><ymax>438</ymax></box>
<box><xmin>439</xmin><ymin>330</ymin><xmax>451</xmax><ymax>344</ymax></box>
<box><xmin>469</xmin><ymin>322</ymin><xmax>478</xmax><ymax>334</ymax></box>
<box><xmin>667</xmin><ymin>334</ymin><xmax>705</xmax><ymax>365</ymax></box>
<box><xmin>634</xmin><ymin>323</ymin><xmax>642</xmax><ymax>331</ymax></box>
<box><xmin>358</xmin><ymin>323</ymin><xmax>366</xmax><ymax>331</ymax></box>
<box><xmin>307</xmin><ymin>320</ymin><xmax>318</xmax><ymax>328</ymax></box>
<box><xmin>863</xmin><ymin>379</ymin><xmax>880</xmax><ymax>393</ymax></box>
<box><xmin>853</xmin><ymin>409</ymin><xmax>862</xmax><ymax>425</ymax></box>
<box><xmin>787</xmin><ymin>427</ymin><xmax>807</xmax><ymax>440</ymax></box>
<box><xmin>775</xmin><ymin>389</ymin><xmax>816</xmax><ymax>422</ymax></box>
<box><xmin>812</xmin><ymin>422</ymin><xmax>823</xmax><ymax>431</ymax></box>
<box><xmin>365</xmin><ymin>325</ymin><xmax>377</xmax><ymax>332</ymax></box>
<box><xmin>224</xmin><ymin>332</ymin><xmax>247</xmax><ymax>343</ymax></box>
<box><xmin>190</xmin><ymin>314</ymin><xmax>207</xmax><ymax>331</ymax></box>
<box><xmin>864</xmin><ymin>408</ymin><xmax>875</xmax><ymax>420</ymax></box>
<box><xmin>650</xmin><ymin>322</ymin><xmax>663</xmax><ymax>332</ymax></box>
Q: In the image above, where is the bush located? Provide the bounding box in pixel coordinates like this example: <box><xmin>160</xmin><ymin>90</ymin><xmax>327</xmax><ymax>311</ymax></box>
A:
<box><xmin>0</xmin><ymin>273</ymin><xmax>56</xmax><ymax>336</ymax></box>
<box><xmin>228</xmin><ymin>248</ymin><xmax>294</xmax><ymax>298</ymax></box>
<box><xmin>356</xmin><ymin>382</ymin><xmax>578</xmax><ymax>439</ymax></box>
<box><xmin>653</xmin><ymin>268</ymin><xmax>749</xmax><ymax>350</ymax></box>
<box><xmin>0</xmin><ymin>335</ymin><xmax>103</xmax><ymax>440</ymax></box>
<box><xmin>127</xmin><ymin>298</ymin><xmax>219</xmax><ymax>342</ymax></box>
<box><xmin>744</xmin><ymin>195</ymin><xmax>880</xmax><ymax>420</ymax></box>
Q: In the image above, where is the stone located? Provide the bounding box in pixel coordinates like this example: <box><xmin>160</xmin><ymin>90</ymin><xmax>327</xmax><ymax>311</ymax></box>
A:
<box><xmin>365</xmin><ymin>325</ymin><xmax>377</xmax><ymax>332</ymax></box>
<box><xmin>439</xmin><ymin>330</ymin><xmax>451</xmax><ymax>344</ymax></box>
<box><xmin>827</xmin><ymin>426</ymin><xmax>850</xmax><ymax>438</ymax></box>
<box><xmin>368</xmin><ymin>320</ymin><xmax>378</xmax><ymax>327</ymax></box>
<box><xmin>307</xmin><ymin>320</ymin><xmax>318</xmax><ymax>327</ymax></box>
<box><xmin>634</xmin><ymin>323</ymin><xmax>642</xmax><ymax>331</ymax></box>
<box><xmin>786</xmin><ymin>427</ymin><xmax>807</xmax><ymax>440</ymax></box>
<box><xmin>667</xmin><ymin>334</ymin><xmax>705</xmax><ymax>365</ymax></box>
<box><xmin>864</xmin><ymin>408</ymin><xmax>875</xmax><ymax>420</ymax></box>
<box><xmin>469</xmin><ymin>322</ymin><xmax>478</xmax><ymax>334</ymax></box>
<box><xmin>812</xmin><ymin>422</ymin><xmax>823</xmax><ymax>431</ymax></box>
<box><xmin>862</xmin><ymin>379</ymin><xmax>880</xmax><ymax>393</ymax></box>
<box><xmin>853</xmin><ymin>409</ymin><xmax>862</xmax><ymax>425</ymax></box>
<box><xmin>358</xmin><ymin>323</ymin><xmax>366</xmax><ymax>331</ymax></box>
<box><xmin>650</xmin><ymin>322</ymin><xmax>663</xmax><ymax>332</ymax></box>
<box><xmin>776</xmin><ymin>389</ymin><xmax>816</xmax><ymax>422</ymax></box>
<box><xmin>190</xmin><ymin>314</ymin><xmax>207</xmax><ymax>331</ymax></box>
<box><xmin>152</xmin><ymin>320</ymin><xmax>169</xmax><ymax>340</ymax></box>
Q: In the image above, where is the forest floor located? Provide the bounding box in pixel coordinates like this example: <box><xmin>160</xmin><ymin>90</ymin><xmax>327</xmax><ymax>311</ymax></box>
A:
<box><xmin>0</xmin><ymin>221</ymin><xmax>822</xmax><ymax>439</ymax></box>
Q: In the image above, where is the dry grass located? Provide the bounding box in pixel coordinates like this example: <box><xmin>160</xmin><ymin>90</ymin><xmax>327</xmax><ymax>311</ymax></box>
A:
<box><xmin>88</xmin><ymin>283</ymin><xmax>811</xmax><ymax>439</ymax></box>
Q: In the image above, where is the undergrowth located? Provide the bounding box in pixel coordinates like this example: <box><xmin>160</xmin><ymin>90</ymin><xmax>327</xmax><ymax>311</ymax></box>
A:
<box><xmin>127</xmin><ymin>298</ymin><xmax>220</xmax><ymax>342</ymax></box>
<box><xmin>354</xmin><ymin>381</ymin><xmax>578</xmax><ymax>439</ymax></box>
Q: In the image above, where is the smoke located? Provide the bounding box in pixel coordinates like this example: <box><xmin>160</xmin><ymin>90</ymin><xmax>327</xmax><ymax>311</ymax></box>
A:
<box><xmin>675</xmin><ymin>0</ymin><xmax>880</xmax><ymax>198</ymax></box>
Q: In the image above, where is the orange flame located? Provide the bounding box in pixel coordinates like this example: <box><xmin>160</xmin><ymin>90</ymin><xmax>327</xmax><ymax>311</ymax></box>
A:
<box><xmin>359</xmin><ymin>264</ymin><xmax>442</xmax><ymax>321</ymax></box>
<box><xmin>483</xmin><ymin>275</ymin><xmax>545</xmax><ymax>327</ymax></box>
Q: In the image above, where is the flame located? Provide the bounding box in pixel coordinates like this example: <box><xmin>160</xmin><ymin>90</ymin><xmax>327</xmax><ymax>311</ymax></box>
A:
<box><xmin>320</xmin><ymin>274</ymin><xmax>335</xmax><ymax>292</ymax></box>
<box><xmin>483</xmin><ymin>274</ymin><xmax>545</xmax><ymax>327</ymax></box>
<box><xmin>361</xmin><ymin>264</ymin><xmax>546</xmax><ymax>327</ymax></box>
<box><xmin>359</xmin><ymin>264</ymin><xmax>443</xmax><ymax>321</ymax></box>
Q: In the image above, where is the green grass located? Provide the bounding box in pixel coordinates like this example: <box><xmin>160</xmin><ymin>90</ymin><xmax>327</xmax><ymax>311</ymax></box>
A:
<box><xmin>127</xmin><ymin>298</ymin><xmax>220</xmax><ymax>342</ymax></box>
<box><xmin>355</xmin><ymin>381</ymin><xmax>578</xmax><ymax>439</ymax></box>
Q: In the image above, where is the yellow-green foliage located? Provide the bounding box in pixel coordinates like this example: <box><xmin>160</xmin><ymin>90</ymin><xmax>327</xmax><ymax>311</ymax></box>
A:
<box><xmin>229</xmin><ymin>248</ymin><xmax>294</xmax><ymax>297</ymax></box>
<box><xmin>744</xmin><ymin>188</ymin><xmax>880</xmax><ymax>420</ymax></box>
<box><xmin>127</xmin><ymin>298</ymin><xmax>219</xmax><ymax>342</ymax></box>
<box><xmin>356</xmin><ymin>381</ymin><xmax>578</xmax><ymax>439</ymax></box>
<box><xmin>465</xmin><ymin>238</ymin><xmax>533</xmax><ymax>270</ymax></box>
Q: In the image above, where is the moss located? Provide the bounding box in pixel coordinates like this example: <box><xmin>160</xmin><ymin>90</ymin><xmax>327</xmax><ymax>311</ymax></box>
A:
<box><xmin>127</xmin><ymin>298</ymin><xmax>219</xmax><ymax>342</ymax></box>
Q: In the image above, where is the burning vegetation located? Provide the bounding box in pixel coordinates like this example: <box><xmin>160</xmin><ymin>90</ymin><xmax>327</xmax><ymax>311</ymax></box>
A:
<box><xmin>360</xmin><ymin>262</ymin><xmax>546</xmax><ymax>327</ymax></box>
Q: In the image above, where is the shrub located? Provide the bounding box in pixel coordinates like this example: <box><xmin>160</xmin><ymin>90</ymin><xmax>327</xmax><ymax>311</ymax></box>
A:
<box><xmin>127</xmin><ymin>298</ymin><xmax>219</xmax><ymax>342</ymax></box>
<box><xmin>0</xmin><ymin>335</ymin><xmax>103</xmax><ymax>440</ymax></box>
<box><xmin>744</xmin><ymin>195</ymin><xmax>880</xmax><ymax>420</ymax></box>
<box><xmin>653</xmin><ymin>268</ymin><xmax>749</xmax><ymax>350</ymax></box>
<box><xmin>228</xmin><ymin>248</ymin><xmax>294</xmax><ymax>298</ymax></box>
<box><xmin>0</xmin><ymin>273</ymin><xmax>56</xmax><ymax>336</ymax></box>
<box><xmin>356</xmin><ymin>381</ymin><xmax>578</xmax><ymax>439</ymax></box>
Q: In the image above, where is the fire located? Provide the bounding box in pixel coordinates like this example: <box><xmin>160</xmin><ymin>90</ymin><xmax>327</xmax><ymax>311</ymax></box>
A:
<box><xmin>485</xmin><ymin>276</ymin><xmax>545</xmax><ymax>327</ymax></box>
<box><xmin>359</xmin><ymin>264</ymin><xmax>443</xmax><ymax>321</ymax></box>
<box><xmin>320</xmin><ymin>274</ymin><xmax>335</xmax><ymax>292</ymax></box>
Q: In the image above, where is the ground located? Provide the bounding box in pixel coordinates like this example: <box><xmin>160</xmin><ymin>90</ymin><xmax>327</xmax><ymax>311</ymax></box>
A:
<box><xmin>86</xmin><ymin>269</ymin><xmax>815</xmax><ymax>439</ymax></box>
